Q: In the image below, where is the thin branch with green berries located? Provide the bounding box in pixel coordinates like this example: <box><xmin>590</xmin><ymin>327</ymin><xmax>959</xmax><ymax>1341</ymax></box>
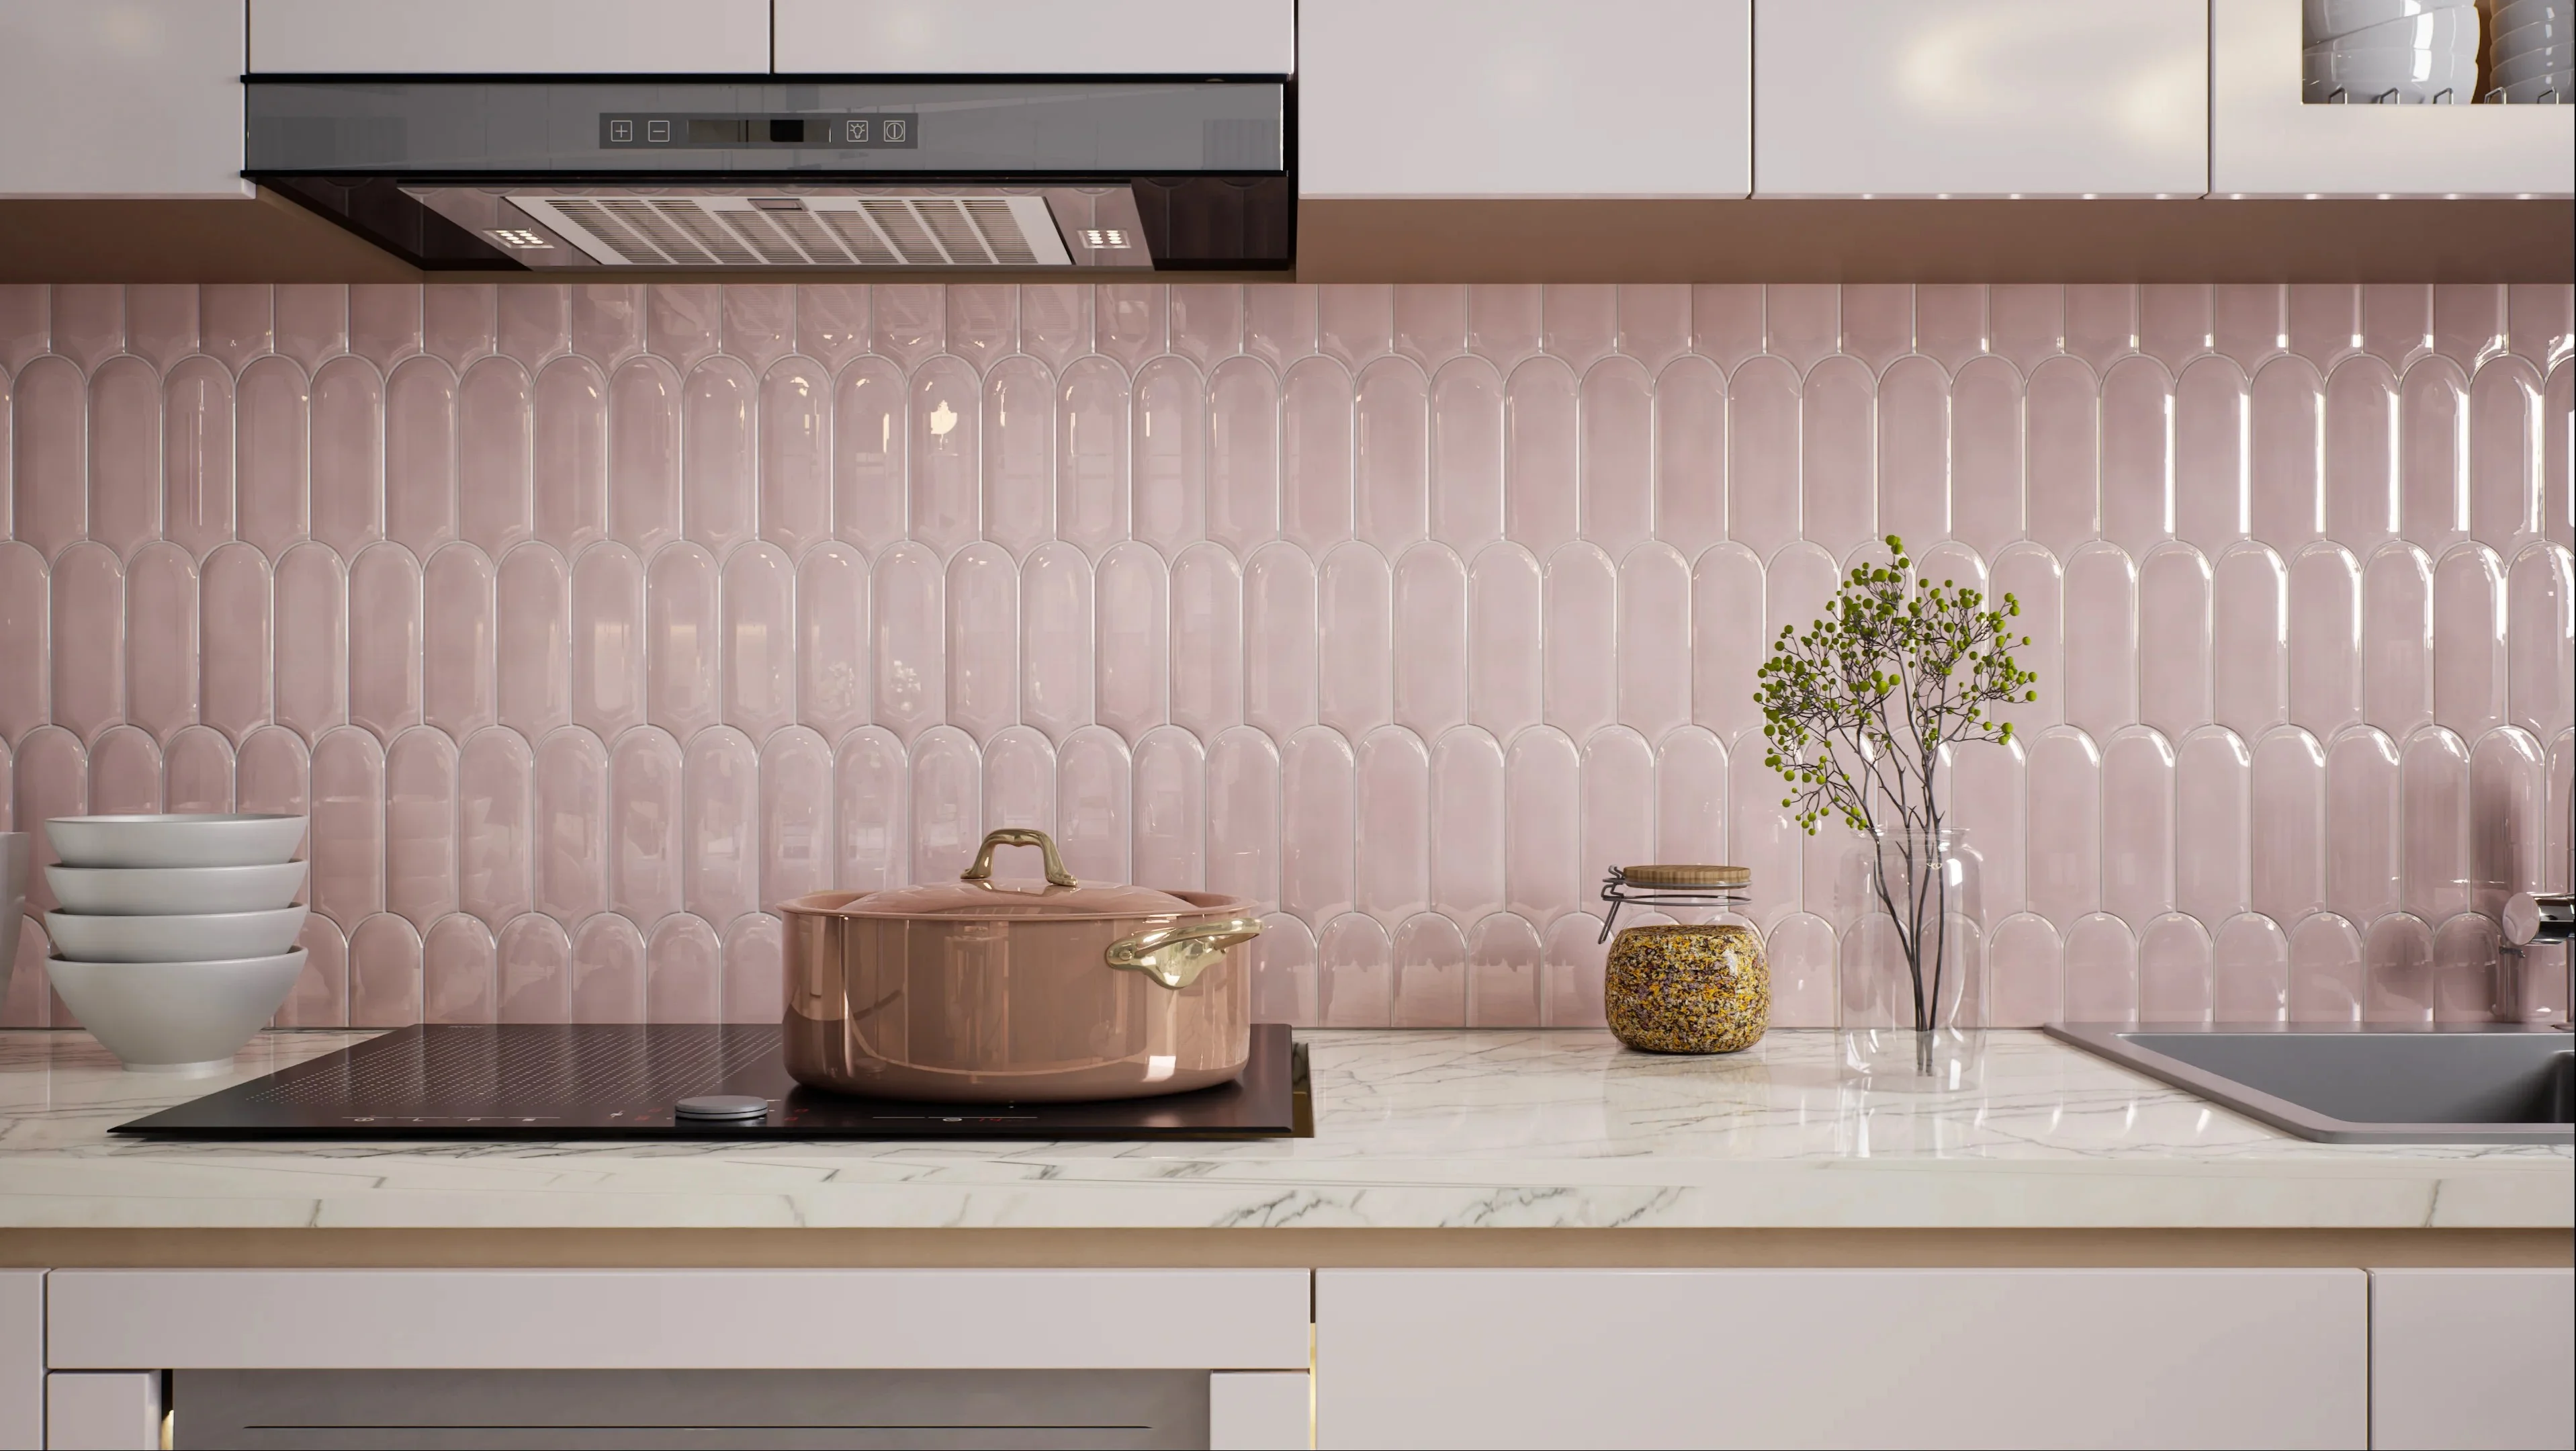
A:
<box><xmin>1755</xmin><ymin>535</ymin><xmax>2037</xmax><ymax>1040</ymax></box>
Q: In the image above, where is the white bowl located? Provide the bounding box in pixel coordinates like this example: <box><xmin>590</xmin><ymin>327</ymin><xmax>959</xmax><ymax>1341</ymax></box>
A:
<box><xmin>2495</xmin><ymin>16</ymin><xmax>2571</xmax><ymax>54</ymax></box>
<box><xmin>45</xmin><ymin>906</ymin><xmax>308</xmax><ymax>963</ymax></box>
<box><xmin>2307</xmin><ymin>7</ymin><xmax>2482</xmax><ymax>52</ymax></box>
<box><xmin>49</xmin><ymin>950</ymin><xmax>307</xmax><ymax>1075</ymax></box>
<box><xmin>2492</xmin><ymin>40</ymin><xmax>2571</xmax><ymax>84</ymax></box>
<box><xmin>45</xmin><ymin>862</ymin><xmax>308</xmax><ymax>916</ymax></box>
<box><xmin>2495</xmin><ymin>0</ymin><xmax>2569</xmax><ymax>36</ymax></box>
<box><xmin>45</xmin><ymin>814</ymin><xmax>306</xmax><ymax>869</ymax></box>
<box><xmin>2305</xmin><ymin>0</ymin><xmax>2473</xmax><ymax>44</ymax></box>
<box><xmin>2491</xmin><ymin>67</ymin><xmax>2572</xmax><ymax>99</ymax></box>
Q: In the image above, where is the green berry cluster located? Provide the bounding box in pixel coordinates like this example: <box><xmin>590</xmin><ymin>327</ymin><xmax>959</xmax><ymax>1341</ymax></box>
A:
<box><xmin>1755</xmin><ymin>535</ymin><xmax>2039</xmax><ymax>840</ymax></box>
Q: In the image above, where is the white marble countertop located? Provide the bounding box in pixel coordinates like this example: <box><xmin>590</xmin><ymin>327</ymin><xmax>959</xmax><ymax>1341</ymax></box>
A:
<box><xmin>0</xmin><ymin>1028</ymin><xmax>2566</xmax><ymax>1231</ymax></box>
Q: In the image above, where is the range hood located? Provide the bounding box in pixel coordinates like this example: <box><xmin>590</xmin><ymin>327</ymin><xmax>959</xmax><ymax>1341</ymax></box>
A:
<box><xmin>245</xmin><ymin>80</ymin><xmax>1290</xmax><ymax>272</ymax></box>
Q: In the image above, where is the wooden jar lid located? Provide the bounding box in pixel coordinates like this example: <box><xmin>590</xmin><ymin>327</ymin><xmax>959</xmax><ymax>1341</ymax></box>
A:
<box><xmin>1615</xmin><ymin>865</ymin><xmax>1751</xmax><ymax>888</ymax></box>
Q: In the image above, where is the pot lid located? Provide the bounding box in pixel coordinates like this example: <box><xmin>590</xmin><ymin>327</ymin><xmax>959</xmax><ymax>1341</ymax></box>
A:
<box><xmin>838</xmin><ymin>829</ymin><xmax>1204</xmax><ymax>920</ymax></box>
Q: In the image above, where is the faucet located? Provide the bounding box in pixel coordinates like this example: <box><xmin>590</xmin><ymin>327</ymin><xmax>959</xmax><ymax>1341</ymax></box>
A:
<box><xmin>2501</xmin><ymin>892</ymin><xmax>2576</xmax><ymax>1027</ymax></box>
<box><xmin>2503</xmin><ymin>892</ymin><xmax>2576</xmax><ymax>949</ymax></box>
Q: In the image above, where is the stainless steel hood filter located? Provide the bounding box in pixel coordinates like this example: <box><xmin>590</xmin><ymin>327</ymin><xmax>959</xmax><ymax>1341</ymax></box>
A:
<box><xmin>247</xmin><ymin>81</ymin><xmax>1289</xmax><ymax>273</ymax></box>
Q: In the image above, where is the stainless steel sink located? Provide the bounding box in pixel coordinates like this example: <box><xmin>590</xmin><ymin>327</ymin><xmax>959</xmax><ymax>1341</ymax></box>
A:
<box><xmin>2045</xmin><ymin>1023</ymin><xmax>2575</xmax><ymax>1144</ymax></box>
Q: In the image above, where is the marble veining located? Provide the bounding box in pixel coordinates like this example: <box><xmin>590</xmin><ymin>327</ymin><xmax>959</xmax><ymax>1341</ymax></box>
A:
<box><xmin>0</xmin><ymin>1028</ymin><xmax>2565</xmax><ymax>1231</ymax></box>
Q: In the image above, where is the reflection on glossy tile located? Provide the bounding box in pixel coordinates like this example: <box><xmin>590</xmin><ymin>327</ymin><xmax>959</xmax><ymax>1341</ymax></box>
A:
<box><xmin>2249</xmin><ymin>357</ymin><xmax>2325</xmax><ymax>559</ymax></box>
<box><xmin>2400</xmin><ymin>725</ymin><xmax>2473</xmax><ymax>927</ymax></box>
<box><xmin>1801</xmin><ymin>357</ymin><xmax>1875</xmax><ymax>558</ymax></box>
<box><xmin>2173</xmin><ymin>726</ymin><xmax>2250</xmax><ymax>929</ymax></box>
<box><xmin>2062</xmin><ymin>912</ymin><xmax>2137</xmax><ymax>1022</ymax></box>
<box><xmin>1728</xmin><ymin>357</ymin><xmax>1800</xmax><ymax>557</ymax></box>
<box><xmin>2360</xmin><ymin>541</ymin><xmax>2435</xmax><ymax>735</ymax></box>
<box><xmin>2135</xmin><ymin>543</ymin><xmax>2210</xmax><ymax>738</ymax></box>
<box><xmin>383</xmin><ymin>357</ymin><xmax>456</xmax><ymax>557</ymax></box>
<box><xmin>2398</xmin><ymin>355</ymin><xmax>2469</xmax><ymax>550</ymax></box>
<box><xmin>2137</xmin><ymin>912</ymin><xmax>2213</xmax><ymax>1024</ymax></box>
<box><xmin>2197</xmin><ymin>546</ymin><xmax>2282</xmax><ymax>748</ymax></box>
<box><xmin>2059</xmin><ymin>542</ymin><xmax>2137</xmax><ymax>741</ymax></box>
<box><xmin>1314</xmin><ymin>285</ymin><xmax>1390</xmax><ymax>373</ymax></box>
<box><xmin>1914</xmin><ymin>285</ymin><xmax>1984</xmax><ymax>374</ymax></box>
<box><xmin>838</xmin><ymin>725</ymin><xmax>912</xmax><ymax>890</ymax></box>
<box><xmin>2288</xmin><ymin>910</ymin><xmax>2366</xmax><ymax>1024</ymax></box>
<box><xmin>2251</xmin><ymin>726</ymin><xmax>2327</xmax><ymax>926</ymax></box>
<box><xmin>2211</xmin><ymin>912</ymin><xmax>2289</xmax><ymax>1024</ymax></box>
<box><xmin>1204</xmin><ymin>725</ymin><xmax>1276</xmax><ymax>909</ymax></box>
<box><xmin>2360</xmin><ymin>910</ymin><xmax>2435</xmax><ymax>1024</ymax></box>
<box><xmin>1279</xmin><ymin>725</ymin><xmax>1354</xmax><ymax>928</ymax></box>
<box><xmin>2100</xmin><ymin>726</ymin><xmax>2175</xmax><ymax>926</ymax></box>
<box><xmin>2505</xmin><ymin>543</ymin><xmax>2575</xmax><ymax>740</ymax></box>
<box><xmin>2023</xmin><ymin>726</ymin><xmax>2102</xmax><ymax>929</ymax></box>
<box><xmin>1877</xmin><ymin>355</ymin><xmax>1947</xmax><ymax>547</ymax></box>
<box><xmin>1207</xmin><ymin>357</ymin><xmax>1279</xmax><ymax>555</ymax></box>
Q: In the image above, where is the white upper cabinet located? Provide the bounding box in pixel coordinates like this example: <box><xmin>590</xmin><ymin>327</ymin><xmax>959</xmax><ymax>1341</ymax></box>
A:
<box><xmin>1299</xmin><ymin>0</ymin><xmax>1752</xmax><ymax>198</ymax></box>
<box><xmin>2211</xmin><ymin>0</ymin><xmax>2574</xmax><ymax>197</ymax></box>
<box><xmin>775</xmin><ymin>1</ymin><xmax>1294</xmax><ymax>76</ymax></box>
<box><xmin>248</xmin><ymin>0</ymin><xmax>772</xmax><ymax>74</ymax></box>
<box><xmin>1754</xmin><ymin>0</ymin><xmax>2208</xmax><ymax>197</ymax></box>
<box><xmin>0</xmin><ymin>1</ymin><xmax>252</xmax><ymax>198</ymax></box>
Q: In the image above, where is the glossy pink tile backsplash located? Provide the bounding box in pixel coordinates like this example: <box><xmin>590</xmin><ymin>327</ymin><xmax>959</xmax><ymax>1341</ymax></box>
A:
<box><xmin>1</xmin><ymin>281</ymin><xmax>2569</xmax><ymax>1031</ymax></box>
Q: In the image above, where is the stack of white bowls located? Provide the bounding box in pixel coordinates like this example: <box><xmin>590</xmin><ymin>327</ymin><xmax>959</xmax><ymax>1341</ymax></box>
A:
<box><xmin>2488</xmin><ymin>0</ymin><xmax>2569</xmax><ymax>101</ymax></box>
<box><xmin>2305</xmin><ymin>0</ymin><xmax>2481</xmax><ymax>101</ymax></box>
<box><xmin>42</xmin><ymin>814</ymin><xmax>310</xmax><ymax>1075</ymax></box>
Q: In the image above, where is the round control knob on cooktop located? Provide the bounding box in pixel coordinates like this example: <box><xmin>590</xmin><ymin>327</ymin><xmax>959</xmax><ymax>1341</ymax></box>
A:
<box><xmin>674</xmin><ymin>1094</ymin><xmax>769</xmax><ymax>1121</ymax></box>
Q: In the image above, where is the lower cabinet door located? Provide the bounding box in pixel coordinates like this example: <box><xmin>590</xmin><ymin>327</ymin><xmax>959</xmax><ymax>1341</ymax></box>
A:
<box><xmin>1315</xmin><ymin>1268</ymin><xmax>2366</xmax><ymax>1450</ymax></box>
<box><xmin>2370</xmin><ymin>1268</ymin><xmax>2575</xmax><ymax>1451</ymax></box>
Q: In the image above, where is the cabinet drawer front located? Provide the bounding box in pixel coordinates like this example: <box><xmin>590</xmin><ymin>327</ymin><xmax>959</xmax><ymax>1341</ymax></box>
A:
<box><xmin>1317</xmin><ymin>1268</ymin><xmax>2366</xmax><ymax>1449</ymax></box>
<box><xmin>50</xmin><ymin>1270</ymin><xmax>1312</xmax><ymax>1372</ymax></box>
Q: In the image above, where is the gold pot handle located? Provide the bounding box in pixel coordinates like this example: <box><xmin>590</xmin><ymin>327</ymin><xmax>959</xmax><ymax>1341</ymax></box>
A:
<box><xmin>1104</xmin><ymin>917</ymin><xmax>1264</xmax><ymax>991</ymax></box>
<box><xmin>959</xmin><ymin>828</ymin><xmax>1077</xmax><ymax>887</ymax></box>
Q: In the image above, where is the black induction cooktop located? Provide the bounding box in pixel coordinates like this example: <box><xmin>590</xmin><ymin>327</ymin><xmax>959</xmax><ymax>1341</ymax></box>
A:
<box><xmin>113</xmin><ymin>1023</ymin><xmax>1306</xmax><ymax>1140</ymax></box>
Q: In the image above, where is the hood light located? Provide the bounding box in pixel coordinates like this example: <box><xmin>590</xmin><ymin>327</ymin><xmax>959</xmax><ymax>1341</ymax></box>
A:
<box><xmin>486</xmin><ymin>227</ymin><xmax>555</xmax><ymax>250</ymax></box>
<box><xmin>1081</xmin><ymin>228</ymin><xmax>1130</xmax><ymax>249</ymax></box>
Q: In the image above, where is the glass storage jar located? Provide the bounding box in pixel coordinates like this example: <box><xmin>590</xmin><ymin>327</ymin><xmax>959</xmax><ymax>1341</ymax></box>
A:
<box><xmin>1599</xmin><ymin>865</ymin><xmax>1768</xmax><ymax>1054</ymax></box>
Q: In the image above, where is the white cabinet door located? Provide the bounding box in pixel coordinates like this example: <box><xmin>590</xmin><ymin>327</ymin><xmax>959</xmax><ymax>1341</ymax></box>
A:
<box><xmin>775</xmin><ymin>1</ymin><xmax>1292</xmax><ymax>76</ymax></box>
<box><xmin>1753</xmin><ymin>0</ymin><xmax>2207</xmax><ymax>197</ymax></box>
<box><xmin>0</xmin><ymin>1272</ymin><xmax>36</xmax><ymax>1451</ymax></box>
<box><xmin>248</xmin><ymin>0</ymin><xmax>771</xmax><ymax>75</ymax></box>
<box><xmin>42</xmin><ymin>1374</ymin><xmax>160</xmax><ymax>1451</ymax></box>
<box><xmin>2371</xmin><ymin>1268</ymin><xmax>2575</xmax><ymax>1451</ymax></box>
<box><xmin>1299</xmin><ymin>0</ymin><xmax>1751</xmax><ymax>197</ymax></box>
<box><xmin>1210</xmin><ymin>1372</ymin><xmax>1311</xmax><ymax>1451</ymax></box>
<box><xmin>0</xmin><ymin>1</ymin><xmax>251</xmax><ymax>200</ymax></box>
<box><xmin>2211</xmin><ymin>0</ymin><xmax>2575</xmax><ymax>197</ymax></box>
<box><xmin>1317</xmin><ymin>1268</ymin><xmax>2368</xmax><ymax>1449</ymax></box>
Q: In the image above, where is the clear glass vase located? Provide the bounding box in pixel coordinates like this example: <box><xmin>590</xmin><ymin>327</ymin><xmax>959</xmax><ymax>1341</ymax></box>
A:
<box><xmin>1837</xmin><ymin>832</ymin><xmax>1986</xmax><ymax>1091</ymax></box>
